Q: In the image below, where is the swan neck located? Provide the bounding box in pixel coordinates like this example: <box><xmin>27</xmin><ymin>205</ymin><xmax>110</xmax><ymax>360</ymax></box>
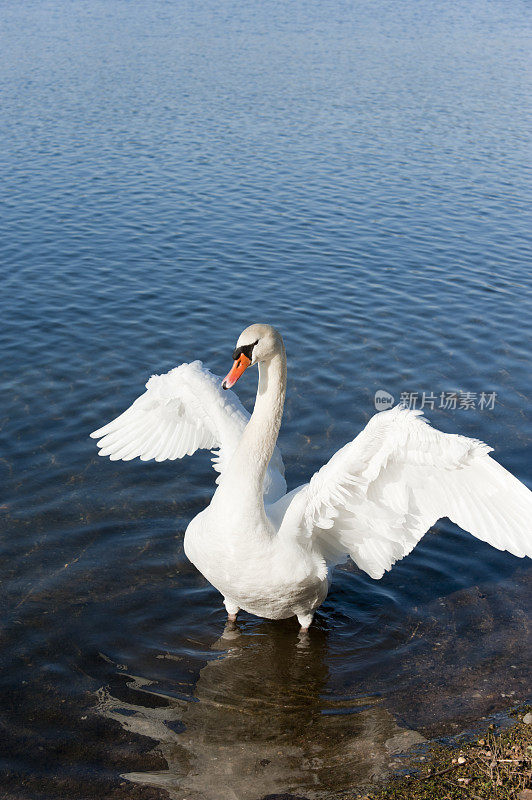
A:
<box><xmin>236</xmin><ymin>348</ymin><xmax>286</xmax><ymax>494</ymax></box>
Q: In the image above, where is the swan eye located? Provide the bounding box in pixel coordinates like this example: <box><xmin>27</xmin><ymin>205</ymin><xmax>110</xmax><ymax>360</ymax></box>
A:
<box><xmin>232</xmin><ymin>339</ymin><xmax>259</xmax><ymax>362</ymax></box>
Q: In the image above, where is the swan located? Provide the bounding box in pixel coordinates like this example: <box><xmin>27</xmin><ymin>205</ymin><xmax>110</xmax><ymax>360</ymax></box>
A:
<box><xmin>91</xmin><ymin>324</ymin><xmax>532</xmax><ymax>631</ymax></box>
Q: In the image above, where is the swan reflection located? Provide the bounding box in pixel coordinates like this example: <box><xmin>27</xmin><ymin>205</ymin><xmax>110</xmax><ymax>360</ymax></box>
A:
<box><xmin>97</xmin><ymin>622</ymin><xmax>425</xmax><ymax>799</ymax></box>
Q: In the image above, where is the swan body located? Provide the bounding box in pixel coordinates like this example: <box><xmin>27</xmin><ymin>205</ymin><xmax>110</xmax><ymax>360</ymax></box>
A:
<box><xmin>91</xmin><ymin>324</ymin><xmax>532</xmax><ymax>630</ymax></box>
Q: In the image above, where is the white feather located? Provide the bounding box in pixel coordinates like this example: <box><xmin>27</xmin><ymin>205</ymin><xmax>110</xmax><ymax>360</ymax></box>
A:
<box><xmin>90</xmin><ymin>360</ymin><xmax>286</xmax><ymax>502</ymax></box>
<box><xmin>91</xmin><ymin>324</ymin><xmax>531</xmax><ymax>627</ymax></box>
<box><xmin>279</xmin><ymin>406</ymin><xmax>532</xmax><ymax>579</ymax></box>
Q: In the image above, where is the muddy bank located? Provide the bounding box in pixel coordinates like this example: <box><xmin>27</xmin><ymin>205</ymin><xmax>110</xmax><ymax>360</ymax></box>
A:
<box><xmin>360</xmin><ymin>705</ymin><xmax>532</xmax><ymax>800</ymax></box>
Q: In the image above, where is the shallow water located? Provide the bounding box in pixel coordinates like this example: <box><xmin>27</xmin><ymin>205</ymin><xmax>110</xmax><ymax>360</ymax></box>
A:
<box><xmin>1</xmin><ymin>0</ymin><xmax>531</xmax><ymax>797</ymax></box>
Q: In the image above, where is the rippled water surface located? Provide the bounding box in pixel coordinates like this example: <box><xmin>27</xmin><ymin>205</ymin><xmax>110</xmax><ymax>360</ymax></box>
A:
<box><xmin>1</xmin><ymin>0</ymin><xmax>531</xmax><ymax>798</ymax></box>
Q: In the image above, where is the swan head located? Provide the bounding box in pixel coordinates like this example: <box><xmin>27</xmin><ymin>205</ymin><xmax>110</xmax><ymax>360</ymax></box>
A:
<box><xmin>222</xmin><ymin>324</ymin><xmax>283</xmax><ymax>389</ymax></box>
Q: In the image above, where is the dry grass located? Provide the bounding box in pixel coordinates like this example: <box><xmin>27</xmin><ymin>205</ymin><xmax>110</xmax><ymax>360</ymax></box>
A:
<box><xmin>362</xmin><ymin>707</ymin><xmax>532</xmax><ymax>800</ymax></box>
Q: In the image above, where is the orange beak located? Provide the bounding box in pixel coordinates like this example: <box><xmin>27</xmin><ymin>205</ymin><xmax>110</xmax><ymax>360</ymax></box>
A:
<box><xmin>222</xmin><ymin>354</ymin><xmax>251</xmax><ymax>389</ymax></box>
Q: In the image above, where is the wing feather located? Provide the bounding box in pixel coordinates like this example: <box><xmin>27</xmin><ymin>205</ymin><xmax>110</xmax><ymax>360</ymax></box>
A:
<box><xmin>91</xmin><ymin>360</ymin><xmax>286</xmax><ymax>500</ymax></box>
<box><xmin>279</xmin><ymin>406</ymin><xmax>532</xmax><ymax>579</ymax></box>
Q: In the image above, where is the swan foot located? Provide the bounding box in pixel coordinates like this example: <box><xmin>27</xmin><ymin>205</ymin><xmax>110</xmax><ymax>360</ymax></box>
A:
<box><xmin>296</xmin><ymin>611</ymin><xmax>314</xmax><ymax>631</ymax></box>
<box><xmin>223</xmin><ymin>598</ymin><xmax>240</xmax><ymax>624</ymax></box>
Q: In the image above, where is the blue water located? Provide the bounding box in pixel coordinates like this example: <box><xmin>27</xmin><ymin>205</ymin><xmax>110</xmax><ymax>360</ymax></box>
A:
<box><xmin>1</xmin><ymin>1</ymin><xmax>531</xmax><ymax>797</ymax></box>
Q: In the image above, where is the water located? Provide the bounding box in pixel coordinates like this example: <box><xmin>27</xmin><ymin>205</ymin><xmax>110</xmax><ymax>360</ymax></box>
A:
<box><xmin>1</xmin><ymin>0</ymin><xmax>531</xmax><ymax>797</ymax></box>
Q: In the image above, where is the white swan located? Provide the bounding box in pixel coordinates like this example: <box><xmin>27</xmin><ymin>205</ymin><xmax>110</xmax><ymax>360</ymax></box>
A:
<box><xmin>91</xmin><ymin>324</ymin><xmax>532</xmax><ymax>630</ymax></box>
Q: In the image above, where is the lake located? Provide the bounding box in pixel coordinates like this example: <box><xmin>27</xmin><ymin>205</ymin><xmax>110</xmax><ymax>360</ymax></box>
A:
<box><xmin>1</xmin><ymin>0</ymin><xmax>531</xmax><ymax>798</ymax></box>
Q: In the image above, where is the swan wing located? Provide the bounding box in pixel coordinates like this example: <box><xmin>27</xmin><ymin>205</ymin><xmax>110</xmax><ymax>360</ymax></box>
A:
<box><xmin>280</xmin><ymin>406</ymin><xmax>532</xmax><ymax>579</ymax></box>
<box><xmin>90</xmin><ymin>360</ymin><xmax>286</xmax><ymax>497</ymax></box>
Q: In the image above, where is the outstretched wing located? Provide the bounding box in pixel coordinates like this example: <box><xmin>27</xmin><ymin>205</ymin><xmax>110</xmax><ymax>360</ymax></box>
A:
<box><xmin>278</xmin><ymin>406</ymin><xmax>532</xmax><ymax>579</ymax></box>
<box><xmin>90</xmin><ymin>360</ymin><xmax>286</xmax><ymax>501</ymax></box>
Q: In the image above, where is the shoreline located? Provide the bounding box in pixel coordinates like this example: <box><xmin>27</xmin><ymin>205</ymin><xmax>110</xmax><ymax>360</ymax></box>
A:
<box><xmin>357</xmin><ymin>704</ymin><xmax>532</xmax><ymax>800</ymax></box>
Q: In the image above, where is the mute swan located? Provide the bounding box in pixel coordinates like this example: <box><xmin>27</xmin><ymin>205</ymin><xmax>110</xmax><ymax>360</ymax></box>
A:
<box><xmin>91</xmin><ymin>324</ymin><xmax>532</xmax><ymax>631</ymax></box>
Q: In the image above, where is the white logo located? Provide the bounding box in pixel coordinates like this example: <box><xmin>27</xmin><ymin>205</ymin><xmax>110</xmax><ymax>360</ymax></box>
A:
<box><xmin>374</xmin><ymin>390</ymin><xmax>394</xmax><ymax>410</ymax></box>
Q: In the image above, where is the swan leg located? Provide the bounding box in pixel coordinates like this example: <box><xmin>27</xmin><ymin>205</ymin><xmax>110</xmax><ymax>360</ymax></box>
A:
<box><xmin>223</xmin><ymin>597</ymin><xmax>240</xmax><ymax>623</ymax></box>
<box><xmin>296</xmin><ymin>611</ymin><xmax>314</xmax><ymax>632</ymax></box>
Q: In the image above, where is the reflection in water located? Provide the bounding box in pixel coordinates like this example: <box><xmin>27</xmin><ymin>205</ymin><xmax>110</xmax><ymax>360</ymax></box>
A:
<box><xmin>97</xmin><ymin>623</ymin><xmax>425</xmax><ymax>799</ymax></box>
